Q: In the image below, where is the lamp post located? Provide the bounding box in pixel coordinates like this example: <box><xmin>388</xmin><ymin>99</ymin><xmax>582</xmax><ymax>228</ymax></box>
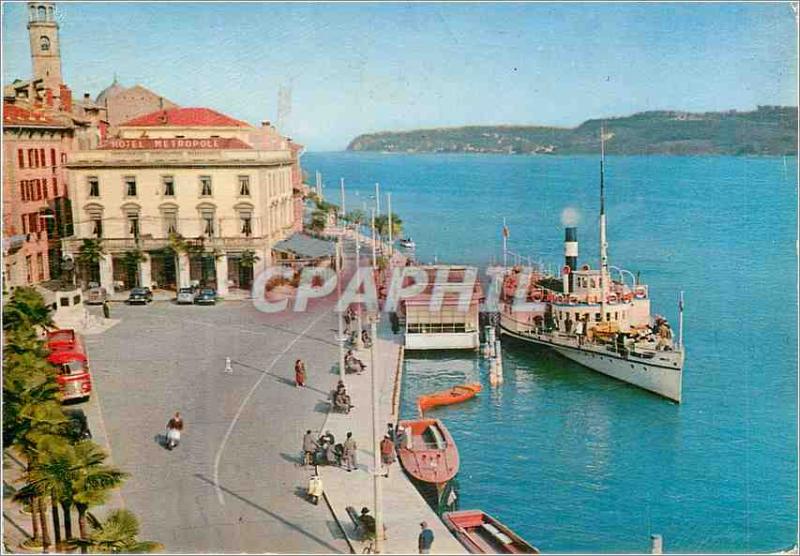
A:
<box><xmin>337</xmin><ymin>234</ymin><xmax>346</xmax><ymax>381</ymax></box>
<box><xmin>355</xmin><ymin>231</ymin><xmax>363</xmax><ymax>350</ymax></box>
<box><xmin>369</xmin><ymin>314</ymin><xmax>384</xmax><ymax>553</ymax></box>
<box><xmin>387</xmin><ymin>193</ymin><xmax>393</xmax><ymax>258</ymax></box>
<box><xmin>371</xmin><ymin>208</ymin><xmax>377</xmax><ymax>269</ymax></box>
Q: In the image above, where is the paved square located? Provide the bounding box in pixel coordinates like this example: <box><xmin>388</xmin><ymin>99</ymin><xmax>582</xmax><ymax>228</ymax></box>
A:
<box><xmin>83</xmin><ymin>298</ymin><xmax>350</xmax><ymax>553</ymax></box>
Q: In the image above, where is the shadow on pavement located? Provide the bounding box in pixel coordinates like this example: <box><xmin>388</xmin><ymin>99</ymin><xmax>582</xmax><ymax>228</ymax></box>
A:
<box><xmin>193</xmin><ymin>473</ymin><xmax>342</xmax><ymax>553</ymax></box>
<box><xmin>232</xmin><ymin>361</ymin><xmax>330</xmax><ymax>396</ymax></box>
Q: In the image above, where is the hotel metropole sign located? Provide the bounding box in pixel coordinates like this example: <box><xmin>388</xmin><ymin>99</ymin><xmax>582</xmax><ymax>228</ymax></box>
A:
<box><xmin>99</xmin><ymin>138</ymin><xmax>249</xmax><ymax>150</ymax></box>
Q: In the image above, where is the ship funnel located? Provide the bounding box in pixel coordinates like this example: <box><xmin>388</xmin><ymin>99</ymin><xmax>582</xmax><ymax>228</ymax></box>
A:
<box><xmin>564</xmin><ymin>227</ymin><xmax>578</xmax><ymax>292</ymax></box>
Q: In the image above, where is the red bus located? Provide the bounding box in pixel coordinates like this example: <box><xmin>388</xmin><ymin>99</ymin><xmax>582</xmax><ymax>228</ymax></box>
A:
<box><xmin>45</xmin><ymin>330</ymin><xmax>92</xmax><ymax>402</ymax></box>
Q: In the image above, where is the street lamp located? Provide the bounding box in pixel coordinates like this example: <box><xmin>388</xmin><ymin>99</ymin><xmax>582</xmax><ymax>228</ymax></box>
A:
<box><xmin>369</xmin><ymin>313</ymin><xmax>384</xmax><ymax>554</ymax></box>
<box><xmin>336</xmin><ymin>234</ymin><xmax>346</xmax><ymax>382</ymax></box>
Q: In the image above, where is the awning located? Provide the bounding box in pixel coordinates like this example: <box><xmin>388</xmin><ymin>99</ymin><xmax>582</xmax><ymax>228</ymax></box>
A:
<box><xmin>273</xmin><ymin>233</ymin><xmax>335</xmax><ymax>259</ymax></box>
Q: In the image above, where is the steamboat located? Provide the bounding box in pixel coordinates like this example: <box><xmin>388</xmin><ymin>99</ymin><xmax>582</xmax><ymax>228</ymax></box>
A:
<box><xmin>497</xmin><ymin>131</ymin><xmax>685</xmax><ymax>402</ymax></box>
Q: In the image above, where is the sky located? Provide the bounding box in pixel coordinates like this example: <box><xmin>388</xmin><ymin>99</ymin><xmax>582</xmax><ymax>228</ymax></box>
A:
<box><xmin>2</xmin><ymin>2</ymin><xmax>797</xmax><ymax>150</ymax></box>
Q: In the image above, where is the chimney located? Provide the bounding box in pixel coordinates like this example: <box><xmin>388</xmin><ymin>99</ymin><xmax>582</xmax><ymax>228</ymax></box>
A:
<box><xmin>59</xmin><ymin>85</ymin><xmax>72</xmax><ymax>113</ymax></box>
<box><xmin>159</xmin><ymin>96</ymin><xmax>164</xmax><ymax>109</ymax></box>
<box><xmin>564</xmin><ymin>227</ymin><xmax>578</xmax><ymax>292</ymax></box>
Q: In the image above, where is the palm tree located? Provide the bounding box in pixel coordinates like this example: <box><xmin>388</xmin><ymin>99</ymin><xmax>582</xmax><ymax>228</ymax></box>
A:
<box><xmin>308</xmin><ymin>210</ymin><xmax>328</xmax><ymax>234</ymax></box>
<box><xmin>75</xmin><ymin>239</ymin><xmax>105</xmax><ymax>285</ymax></box>
<box><xmin>375</xmin><ymin>214</ymin><xmax>403</xmax><ymax>239</ymax></box>
<box><xmin>347</xmin><ymin>208</ymin><xmax>366</xmax><ymax>226</ymax></box>
<box><xmin>15</xmin><ymin>436</ymin><xmax>74</xmax><ymax>550</ymax></box>
<box><xmin>238</xmin><ymin>250</ymin><xmax>260</xmax><ymax>289</ymax></box>
<box><xmin>122</xmin><ymin>249</ymin><xmax>146</xmax><ymax>288</ymax></box>
<box><xmin>2</xmin><ymin>287</ymin><xmax>55</xmax><ymax>332</ymax></box>
<box><xmin>70</xmin><ymin>509</ymin><xmax>162</xmax><ymax>554</ymax></box>
<box><xmin>69</xmin><ymin>442</ymin><xmax>128</xmax><ymax>554</ymax></box>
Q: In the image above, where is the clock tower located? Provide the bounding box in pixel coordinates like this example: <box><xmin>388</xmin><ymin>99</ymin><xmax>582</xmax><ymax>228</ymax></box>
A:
<box><xmin>27</xmin><ymin>2</ymin><xmax>62</xmax><ymax>94</ymax></box>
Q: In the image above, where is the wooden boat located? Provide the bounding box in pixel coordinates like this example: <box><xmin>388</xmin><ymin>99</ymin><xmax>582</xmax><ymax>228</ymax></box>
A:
<box><xmin>442</xmin><ymin>510</ymin><xmax>539</xmax><ymax>554</ymax></box>
<box><xmin>396</xmin><ymin>418</ymin><xmax>459</xmax><ymax>486</ymax></box>
<box><xmin>417</xmin><ymin>383</ymin><xmax>482</xmax><ymax>414</ymax></box>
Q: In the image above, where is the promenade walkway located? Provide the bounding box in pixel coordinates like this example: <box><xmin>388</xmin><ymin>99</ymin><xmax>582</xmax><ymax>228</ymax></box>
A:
<box><xmin>318</xmin><ymin>324</ymin><xmax>466</xmax><ymax>555</ymax></box>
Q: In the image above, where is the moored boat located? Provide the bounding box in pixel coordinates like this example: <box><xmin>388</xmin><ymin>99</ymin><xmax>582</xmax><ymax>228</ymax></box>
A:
<box><xmin>443</xmin><ymin>510</ymin><xmax>540</xmax><ymax>554</ymax></box>
<box><xmin>399</xmin><ymin>237</ymin><xmax>416</xmax><ymax>249</ymax></box>
<box><xmin>497</xmin><ymin>128</ymin><xmax>685</xmax><ymax>402</ymax></box>
<box><xmin>417</xmin><ymin>383</ymin><xmax>482</xmax><ymax>414</ymax></box>
<box><xmin>396</xmin><ymin>418</ymin><xmax>459</xmax><ymax>486</ymax></box>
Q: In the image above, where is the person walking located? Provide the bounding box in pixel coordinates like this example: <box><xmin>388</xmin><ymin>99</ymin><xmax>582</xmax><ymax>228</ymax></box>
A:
<box><xmin>380</xmin><ymin>434</ymin><xmax>396</xmax><ymax>477</ymax></box>
<box><xmin>165</xmin><ymin>412</ymin><xmax>184</xmax><ymax>450</ymax></box>
<box><xmin>302</xmin><ymin>430</ymin><xmax>318</xmax><ymax>466</ymax></box>
<box><xmin>343</xmin><ymin>431</ymin><xmax>357</xmax><ymax>472</ymax></box>
<box><xmin>295</xmin><ymin>359</ymin><xmax>306</xmax><ymax>388</ymax></box>
<box><xmin>418</xmin><ymin>521</ymin><xmax>434</xmax><ymax>554</ymax></box>
<box><xmin>102</xmin><ymin>299</ymin><xmax>110</xmax><ymax>319</ymax></box>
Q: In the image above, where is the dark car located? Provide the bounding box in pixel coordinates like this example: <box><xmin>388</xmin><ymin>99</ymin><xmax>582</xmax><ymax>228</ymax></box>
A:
<box><xmin>62</xmin><ymin>408</ymin><xmax>92</xmax><ymax>441</ymax></box>
<box><xmin>127</xmin><ymin>287</ymin><xmax>153</xmax><ymax>305</ymax></box>
<box><xmin>194</xmin><ymin>288</ymin><xmax>217</xmax><ymax>305</ymax></box>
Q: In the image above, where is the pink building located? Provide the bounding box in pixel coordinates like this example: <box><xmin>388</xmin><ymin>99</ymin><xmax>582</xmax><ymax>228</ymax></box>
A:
<box><xmin>2</xmin><ymin>101</ymin><xmax>74</xmax><ymax>287</ymax></box>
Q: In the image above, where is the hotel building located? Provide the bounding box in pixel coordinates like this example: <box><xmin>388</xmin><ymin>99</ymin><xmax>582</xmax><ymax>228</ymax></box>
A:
<box><xmin>63</xmin><ymin>107</ymin><xmax>300</xmax><ymax>295</ymax></box>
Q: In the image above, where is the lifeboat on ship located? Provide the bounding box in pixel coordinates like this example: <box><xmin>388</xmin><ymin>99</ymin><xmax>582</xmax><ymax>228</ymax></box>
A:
<box><xmin>396</xmin><ymin>418</ymin><xmax>459</xmax><ymax>487</ymax></box>
<box><xmin>443</xmin><ymin>510</ymin><xmax>540</xmax><ymax>554</ymax></box>
<box><xmin>417</xmin><ymin>383</ymin><xmax>482</xmax><ymax>414</ymax></box>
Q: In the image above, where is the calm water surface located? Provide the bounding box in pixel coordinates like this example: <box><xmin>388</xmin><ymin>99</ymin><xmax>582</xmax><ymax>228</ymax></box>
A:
<box><xmin>304</xmin><ymin>152</ymin><xmax>798</xmax><ymax>553</ymax></box>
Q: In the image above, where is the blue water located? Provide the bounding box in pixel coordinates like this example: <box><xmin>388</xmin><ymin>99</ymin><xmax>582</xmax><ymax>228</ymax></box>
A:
<box><xmin>304</xmin><ymin>152</ymin><xmax>798</xmax><ymax>553</ymax></box>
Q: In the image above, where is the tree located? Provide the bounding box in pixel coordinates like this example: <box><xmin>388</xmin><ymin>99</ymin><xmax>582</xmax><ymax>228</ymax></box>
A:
<box><xmin>3</xmin><ymin>287</ymin><xmax>54</xmax><ymax>332</ymax></box>
<box><xmin>238</xmin><ymin>250</ymin><xmax>260</xmax><ymax>289</ymax></box>
<box><xmin>121</xmin><ymin>250</ymin><xmax>146</xmax><ymax>288</ymax></box>
<box><xmin>15</xmin><ymin>436</ymin><xmax>74</xmax><ymax>550</ymax></box>
<box><xmin>374</xmin><ymin>214</ymin><xmax>403</xmax><ymax>239</ymax></box>
<box><xmin>76</xmin><ymin>239</ymin><xmax>105</xmax><ymax>285</ymax></box>
<box><xmin>70</xmin><ymin>509</ymin><xmax>162</xmax><ymax>554</ymax></box>
<box><xmin>308</xmin><ymin>210</ymin><xmax>328</xmax><ymax>233</ymax></box>
<box><xmin>69</xmin><ymin>442</ymin><xmax>128</xmax><ymax>554</ymax></box>
<box><xmin>347</xmin><ymin>209</ymin><xmax>366</xmax><ymax>226</ymax></box>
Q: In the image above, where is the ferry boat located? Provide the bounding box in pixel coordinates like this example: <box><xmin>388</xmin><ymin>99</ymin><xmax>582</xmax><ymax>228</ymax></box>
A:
<box><xmin>497</xmin><ymin>131</ymin><xmax>685</xmax><ymax>402</ymax></box>
<box><xmin>398</xmin><ymin>237</ymin><xmax>416</xmax><ymax>249</ymax></box>
<box><xmin>443</xmin><ymin>510</ymin><xmax>540</xmax><ymax>554</ymax></box>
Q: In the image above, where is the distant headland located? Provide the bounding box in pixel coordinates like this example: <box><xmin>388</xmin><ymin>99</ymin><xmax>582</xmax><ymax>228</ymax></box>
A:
<box><xmin>347</xmin><ymin>106</ymin><xmax>797</xmax><ymax>156</ymax></box>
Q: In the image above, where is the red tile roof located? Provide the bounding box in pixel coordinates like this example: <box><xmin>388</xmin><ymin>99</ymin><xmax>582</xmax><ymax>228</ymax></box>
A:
<box><xmin>121</xmin><ymin>107</ymin><xmax>251</xmax><ymax>128</ymax></box>
<box><xmin>3</xmin><ymin>102</ymin><xmax>66</xmax><ymax>127</ymax></box>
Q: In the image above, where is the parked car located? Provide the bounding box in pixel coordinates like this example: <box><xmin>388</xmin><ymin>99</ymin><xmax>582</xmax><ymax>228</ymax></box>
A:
<box><xmin>194</xmin><ymin>288</ymin><xmax>217</xmax><ymax>305</ymax></box>
<box><xmin>62</xmin><ymin>408</ymin><xmax>92</xmax><ymax>441</ymax></box>
<box><xmin>127</xmin><ymin>287</ymin><xmax>153</xmax><ymax>305</ymax></box>
<box><xmin>85</xmin><ymin>284</ymin><xmax>108</xmax><ymax>305</ymax></box>
<box><xmin>176</xmin><ymin>287</ymin><xmax>195</xmax><ymax>305</ymax></box>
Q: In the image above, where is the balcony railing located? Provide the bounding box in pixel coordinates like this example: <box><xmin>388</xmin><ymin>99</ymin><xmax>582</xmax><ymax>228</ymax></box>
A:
<box><xmin>62</xmin><ymin>236</ymin><xmax>270</xmax><ymax>253</ymax></box>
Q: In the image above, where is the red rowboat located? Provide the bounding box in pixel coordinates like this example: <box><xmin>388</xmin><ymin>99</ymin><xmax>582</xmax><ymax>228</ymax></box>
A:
<box><xmin>417</xmin><ymin>383</ymin><xmax>482</xmax><ymax>414</ymax></box>
<box><xmin>443</xmin><ymin>510</ymin><xmax>539</xmax><ymax>554</ymax></box>
<box><xmin>396</xmin><ymin>418</ymin><xmax>459</xmax><ymax>486</ymax></box>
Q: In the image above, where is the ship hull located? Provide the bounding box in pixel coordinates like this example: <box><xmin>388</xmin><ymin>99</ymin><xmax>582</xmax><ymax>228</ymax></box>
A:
<box><xmin>500</xmin><ymin>325</ymin><xmax>682</xmax><ymax>403</ymax></box>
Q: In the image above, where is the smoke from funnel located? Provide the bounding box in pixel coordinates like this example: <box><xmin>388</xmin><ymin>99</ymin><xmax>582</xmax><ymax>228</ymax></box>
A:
<box><xmin>560</xmin><ymin>207</ymin><xmax>580</xmax><ymax>227</ymax></box>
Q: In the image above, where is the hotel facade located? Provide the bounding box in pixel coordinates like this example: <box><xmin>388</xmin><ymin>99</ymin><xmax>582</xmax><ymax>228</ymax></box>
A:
<box><xmin>64</xmin><ymin>107</ymin><xmax>300</xmax><ymax>295</ymax></box>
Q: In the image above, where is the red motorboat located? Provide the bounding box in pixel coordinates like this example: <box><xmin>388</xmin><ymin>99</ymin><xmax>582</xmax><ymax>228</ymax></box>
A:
<box><xmin>417</xmin><ymin>383</ymin><xmax>482</xmax><ymax>415</ymax></box>
<box><xmin>396</xmin><ymin>418</ymin><xmax>459</xmax><ymax>486</ymax></box>
<box><xmin>443</xmin><ymin>510</ymin><xmax>539</xmax><ymax>554</ymax></box>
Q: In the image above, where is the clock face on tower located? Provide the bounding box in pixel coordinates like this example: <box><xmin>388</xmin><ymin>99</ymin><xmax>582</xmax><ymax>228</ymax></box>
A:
<box><xmin>40</xmin><ymin>36</ymin><xmax>50</xmax><ymax>51</ymax></box>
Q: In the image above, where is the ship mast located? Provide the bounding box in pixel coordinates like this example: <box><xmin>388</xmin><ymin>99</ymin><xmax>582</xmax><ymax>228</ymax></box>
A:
<box><xmin>599</xmin><ymin>123</ymin><xmax>609</xmax><ymax>322</ymax></box>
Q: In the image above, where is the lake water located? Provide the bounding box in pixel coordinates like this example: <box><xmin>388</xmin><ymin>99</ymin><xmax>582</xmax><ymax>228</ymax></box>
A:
<box><xmin>303</xmin><ymin>152</ymin><xmax>798</xmax><ymax>553</ymax></box>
